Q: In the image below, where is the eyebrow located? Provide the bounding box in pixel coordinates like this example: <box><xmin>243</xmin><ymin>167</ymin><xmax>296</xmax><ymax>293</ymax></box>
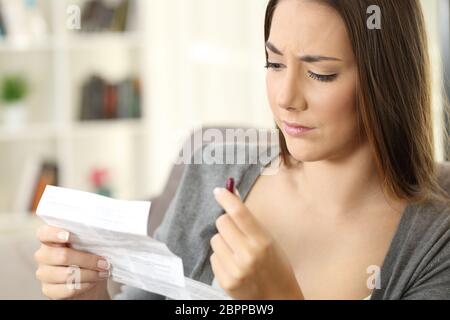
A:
<box><xmin>265</xmin><ymin>41</ymin><xmax>342</xmax><ymax>62</ymax></box>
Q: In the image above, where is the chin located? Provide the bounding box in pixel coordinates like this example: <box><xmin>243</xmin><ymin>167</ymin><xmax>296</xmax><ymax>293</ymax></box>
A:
<box><xmin>285</xmin><ymin>142</ymin><xmax>321</xmax><ymax>163</ymax></box>
<box><xmin>286</xmin><ymin>152</ymin><xmax>321</xmax><ymax>163</ymax></box>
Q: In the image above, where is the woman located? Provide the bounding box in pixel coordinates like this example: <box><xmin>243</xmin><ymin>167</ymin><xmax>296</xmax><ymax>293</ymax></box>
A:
<box><xmin>34</xmin><ymin>0</ymin><xmax>449</xmax><ymax>300</ymax></box>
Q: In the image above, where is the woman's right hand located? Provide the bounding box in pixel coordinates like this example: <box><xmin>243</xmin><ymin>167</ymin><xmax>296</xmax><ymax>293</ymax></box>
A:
<box><xmin>35</xmin><ymin>224</ymin><xmax>111</xmax><ymax>300</ymax></box>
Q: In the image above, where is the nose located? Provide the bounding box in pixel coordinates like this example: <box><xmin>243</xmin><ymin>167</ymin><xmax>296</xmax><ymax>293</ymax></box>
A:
<box><xmin>277</xmin><ymin>69</ymin><xmax>307</xmax><ymax>112</ymax></box>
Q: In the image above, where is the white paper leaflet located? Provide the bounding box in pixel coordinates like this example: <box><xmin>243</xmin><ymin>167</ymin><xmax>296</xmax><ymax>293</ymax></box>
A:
<box><xmin>36</xmin><ymin>185</ymin><xmax>231</xmax><ymax>300</ymax></box>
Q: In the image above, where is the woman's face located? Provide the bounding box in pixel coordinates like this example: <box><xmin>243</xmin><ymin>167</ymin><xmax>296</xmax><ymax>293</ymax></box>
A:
<box><xmin>266</xmin><ymin>0</ymin><xmax>361</xmax><ymax>163</ymax></box>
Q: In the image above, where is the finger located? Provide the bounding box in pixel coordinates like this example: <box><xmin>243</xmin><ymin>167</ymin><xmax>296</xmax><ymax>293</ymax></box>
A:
<box><xmin>210</xmin><ymin>234</ymin><xmax>240</xmax><ymax>277</ymax></box>
<box><xmin>213</xmin><ymin>187</ymin><xmax>266</xmax><ymax>240</ymax></box>
<box><xmin>234</xmin><ymin>187</ymin><xmax>241</xmax><ymax>199</ymax></box>
<box><xmin>41</xmin><ymin>283</ymin><xmax>97</xmax><ymax>300</ymax></box>
<box><xmin>210</xmin><ymin>253</ymin><xmax>237</xmax><ymax>292</ymax></box>
<box><xmin>34</xmin><ymin>243</ymin><xmax>68</xmax><ymax>266</ymax></box>
<box><xmin>37</xmin><ymin>225</ymin><xmax>70</xmax><ymax>244</ymax></box>
<box><xmin>41</xmin><ymin>242</ymin><xmax>68</xmax><ymax>249</ymax></box>
<box><xmin>215</xmin><ymin>214</ymin><xmax>250</xmax><ymax>254</ymax></box>
<box><xmin>35</xmin><ymin>244</ymin><xmax>110</xmax><ymax>271</ymax></box>
<box><xmin>36</xmin><ymin>265</ymin><xmax>110</xmax><ymax>284</ymax></box>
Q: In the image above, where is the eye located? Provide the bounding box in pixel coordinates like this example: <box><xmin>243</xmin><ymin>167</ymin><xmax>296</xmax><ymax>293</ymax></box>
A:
<box><xmin>264</xmin><ymin>62</ymin><xmax>285</xmax><ymax>71</ymax></box>
<box><xmin>307</xmin><ymin>71</ymin><xmax>337</xmax><ymax>82</ymax></box>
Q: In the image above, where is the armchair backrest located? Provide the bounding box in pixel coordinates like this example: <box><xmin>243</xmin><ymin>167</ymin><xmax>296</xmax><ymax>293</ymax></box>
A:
<box><xmin>148</xmin><ymin>127</ymin><xmax>450</xmax><ymax>236</ymax></box>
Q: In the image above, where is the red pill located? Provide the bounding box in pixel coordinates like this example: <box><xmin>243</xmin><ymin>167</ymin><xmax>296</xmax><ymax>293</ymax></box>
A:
<box><xmin>226</xmin><ymin>177</ymin><xmax>235</xmax><ymax>193</ymax></box>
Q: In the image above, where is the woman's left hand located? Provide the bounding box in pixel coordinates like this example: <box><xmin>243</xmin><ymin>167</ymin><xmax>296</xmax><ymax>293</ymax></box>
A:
<box><xmin>211</xmin><ymin>187</ymin><xmax>304</xmax><ymax>300</ymax></box>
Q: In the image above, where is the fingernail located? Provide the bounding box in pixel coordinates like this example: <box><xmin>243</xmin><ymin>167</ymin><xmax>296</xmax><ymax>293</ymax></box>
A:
<box><xmin>99</xmin><ymin>270</ymin><xmax>111</xmax><ymax>279</ymax></box>
<box><xmin>214</xmin><ymin>187</ymin><xmax>224</xmax><ymax>196</ymax></box>
<box><xmin>97</xmin><ymin>259</ymin><xmax>110</xmax><ymax>270</ymax></box>
<box><xmin>57</xmin><ymin>231</ymin><xmax>70</xmax><ymax>242</ymax></box>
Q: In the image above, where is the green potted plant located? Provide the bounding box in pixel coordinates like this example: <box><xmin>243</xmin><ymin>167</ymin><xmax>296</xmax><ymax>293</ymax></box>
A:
<box><xmin>0</xmin><ymin>75</ymin><xmax>29</xmax><ymax>129</ymax></box>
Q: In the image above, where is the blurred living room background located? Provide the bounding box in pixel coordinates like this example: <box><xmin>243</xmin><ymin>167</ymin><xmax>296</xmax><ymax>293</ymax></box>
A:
<box><xmin>0</xmin><ymin>0</ymin><xmax>448</xmax><ymax>299</ymax></box>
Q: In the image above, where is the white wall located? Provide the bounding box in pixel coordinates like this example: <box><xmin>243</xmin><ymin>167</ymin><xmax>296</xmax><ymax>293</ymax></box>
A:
<box><xmin>421</xmin><ymin>0</ymin><xmax>447</xmax><ymax>162</ymax></box>
<box><xmin>141</xmin><ymin>0</ymin><xmax>274</xmax><ymax>196</ymax></box>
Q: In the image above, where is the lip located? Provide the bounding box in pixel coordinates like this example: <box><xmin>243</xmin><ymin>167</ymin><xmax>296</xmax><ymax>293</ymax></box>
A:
<box><xmin>282</xmin><ymin>121</ymin><xmax>315</xmax><ymax>137</ymax></box>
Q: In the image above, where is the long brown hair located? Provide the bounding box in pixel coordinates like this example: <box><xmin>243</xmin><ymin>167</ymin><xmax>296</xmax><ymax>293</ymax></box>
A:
<box><xmin>264</xmin><ymin>0</ymin><xmax>449</xmax><ymax>205</ymax></box>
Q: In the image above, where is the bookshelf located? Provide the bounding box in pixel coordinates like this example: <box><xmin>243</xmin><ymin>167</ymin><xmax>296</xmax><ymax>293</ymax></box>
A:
<box><xmin>0</xmin><ymin>0</ymin><xmax>276</xmax><ymax>217</ymax></box>
<box><xmin>0</xmin><ymin>0</ymin><xmax>152</xmax><ymax>215</ymax></box>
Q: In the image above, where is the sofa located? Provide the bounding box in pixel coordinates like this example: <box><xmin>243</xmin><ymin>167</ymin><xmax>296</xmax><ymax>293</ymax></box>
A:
<box><xmin>1</xmin><ymin>127</ymin><xmax>448</xmax><ymax>299</ymax></box>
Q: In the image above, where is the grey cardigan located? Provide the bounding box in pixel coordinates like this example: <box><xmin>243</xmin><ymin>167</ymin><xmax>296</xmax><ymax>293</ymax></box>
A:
<box><xmin>115</xmin><ymin>143</ymin><xmax>450</xmax><ymax>300</ymax></box>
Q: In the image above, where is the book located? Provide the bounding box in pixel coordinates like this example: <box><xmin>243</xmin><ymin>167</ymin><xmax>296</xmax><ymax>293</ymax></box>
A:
<box><xmin>80</xmin><ymin>0</ymin><xmax>134</xmax><ymax>33</ymax></box>
<box><xmin>12</xmin><ymin>156</ymin><xmax>42</xmax><ymax>214</ymax></box>
<box><xmin>131</xmin><ymin>77</ymin><xmax>142</xmax><ymax>118</ymax></box>
<box><xmin>103</xmin><ymin>83</ymin><xmax>118</xmax><ymax>119</ymax></box>
<box><xmin>80</xmin><ymin>75</ymin><xmax>106</xmax><ymax>120</ymax></box>
<box><xmin>79</xmin><ymin>75</ymin><xmax>141</xmax><ymax>121</ymax></box>
<box><xmin>117</xmin><ymin>79</ymin><xmax>133</xmax><ymax>118</ymax></box>
<box><xmin>29</xmin><ymin>161</ymin><xmax>58</xmax><ymax>213</ymax></box>
<box><xmin>111</xmin><ymin>0</ymin><xmax>130</xmax><ymax>32</ymax></box>
<box><xmin>12</xmin><ymin>157</ymin><xmax>59</xmax><ymax>215</ymax></box>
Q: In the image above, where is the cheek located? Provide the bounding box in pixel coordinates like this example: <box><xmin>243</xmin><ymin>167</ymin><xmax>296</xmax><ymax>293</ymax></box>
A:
<box><xmin>266</xmin><ymin>71</ymin><xmax>359</xmax><ymax>139</ymax></box>
<box><xmin>308</xmin><ymin>78</ymin><xmax>358</xmax><ymax>136</ymax></box>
